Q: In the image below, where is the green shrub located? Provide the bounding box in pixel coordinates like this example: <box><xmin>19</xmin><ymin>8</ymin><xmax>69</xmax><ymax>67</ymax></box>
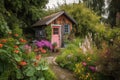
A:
<box><xmin>43</xmin><ymin>68</ymin><xmax>57</xmax><ymax>80</ymax></box>
<box><xmin>56</xmin><ymin>39</ymin><xmax>84</xmax><ymax>71</ymax></box>
<box><xmin>0</xmin><ymin>13</ymin><xmax>11</xmax><ymax>37</ymax></box>
<box><xmin>12</xmin><ymin>23</ymin><xmax>23</xmax><ymax>37</ymax></box>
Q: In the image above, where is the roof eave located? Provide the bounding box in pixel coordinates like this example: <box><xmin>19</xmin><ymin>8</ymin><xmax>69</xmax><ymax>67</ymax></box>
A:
<box><xmin>64</xmin><ymin>12</ymin><xmax>77</xmax><ymax>25</ymax></box>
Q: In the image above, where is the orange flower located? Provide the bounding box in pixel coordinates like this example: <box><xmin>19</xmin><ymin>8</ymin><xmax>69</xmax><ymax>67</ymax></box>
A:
<box><xmin>19</xmin><ymin>38</ymin><xmax>27</xmax><ymax>43</ymax></box>
<box><xmin>23</xmin><ymin>40</ymin><xmax>27</xmax><ymax>43</ymax></box>
<box><xmin>19</xmin><ymin>38</ymin><xmax>24</xmax><ymax>42</ymax></box>
<box><xmin>41</xmin><ymin>49</ymin><xmax>46</xmax><ymax>53</ymax></box>
<box><xmin>14</xmin><ymin>50</ymin><xmax>19</xmax><ymax>54</ymax></box>
<box><xmin>14</xmin><ymin>34</ymin><xmax>19</xmax><ymax>37</ymax></box>
<box><xmin>1</xmin><ymin>39</ymin><xmax>7</xmax><ymax>43</ymax></box>
<box><xmin>20</xmin><ymin>61</ymin><xmax>27</xmax><ymax>66</ymax></box>
<box><xmin>14</xmin><ymin>45</ymin><xmax>19</xmax><ymax>48</ymax></box>
<box><xmin>36</xmin><ymin>54</ymin><xmax>41</xmax><ymax>60</ymax></box>
<box><xmin>39</xmin><ymin>47</ymin><xmax>43</xmax><ymax>51</ymax></box>
<box><xmin>0</xmin><ymin>44</ymin><xmax>3</xmax><ymax>48</ymax></box>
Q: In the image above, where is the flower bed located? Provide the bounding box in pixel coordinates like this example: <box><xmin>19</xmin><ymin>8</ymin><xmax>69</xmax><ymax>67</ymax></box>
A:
<box><xmin>56</xmin><ymin>38</ymin><xmax>111</xmax><ymax>80</ymax></box>
<box><xmin>0</xmin><ymin>32</ymin><xmax>56</xmax><ymax>80</ymax></box>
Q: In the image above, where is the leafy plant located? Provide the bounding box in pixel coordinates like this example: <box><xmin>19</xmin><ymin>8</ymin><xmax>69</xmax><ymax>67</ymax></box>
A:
<box><xmin>0</xmin><ymin>32</ymin><xmax>56</xmax><ymax>80</ymax></box>
<box><xmin>97</xmin><ymin>38</ymin><xmax>120</xmax><ymax>80</ymax></box>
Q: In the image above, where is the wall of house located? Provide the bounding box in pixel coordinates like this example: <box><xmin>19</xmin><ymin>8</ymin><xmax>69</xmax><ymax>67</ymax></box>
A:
<box><xmin>49</xmin><ymin>14</ymin><xmax>73</xmax><ymax>47</ymax></box>
<box><xmin>49</xmin><ymin>15</ymin><xmax>73</xmax><ymax>31</ymax></box>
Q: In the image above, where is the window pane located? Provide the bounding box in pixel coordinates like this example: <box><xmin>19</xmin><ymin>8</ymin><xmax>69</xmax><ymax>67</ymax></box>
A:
<box><xmin>53</xmin><ymin>28</ymin><xmax>59</xmax><ymax>34</ymax></box>
<box><xmin>64</xmin><ymin>24</ymin><xmax>69</xmax><ymax>33</ymax></box>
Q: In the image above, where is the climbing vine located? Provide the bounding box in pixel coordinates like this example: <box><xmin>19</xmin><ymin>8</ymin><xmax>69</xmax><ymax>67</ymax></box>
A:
<box><xmin>45</xmin><ymin>26</ymin><xmax>52</xmax><ymax>41</ymax></box>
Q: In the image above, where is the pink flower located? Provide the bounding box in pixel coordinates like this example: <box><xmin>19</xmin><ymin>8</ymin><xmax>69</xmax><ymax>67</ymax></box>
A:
<box><xmin>24</xmin><ymin>44</ymin><xmax>31</xmax><ymax>53</ymax></box>
<box><xmin>89</xmin><ymin>66</ymin><xmax>96</xmax><ymax>72</ymax></box>
<box><xmin>82</xmin><ymin>62</ymin><xmax>87</xmax><ymax>66</ymax></box>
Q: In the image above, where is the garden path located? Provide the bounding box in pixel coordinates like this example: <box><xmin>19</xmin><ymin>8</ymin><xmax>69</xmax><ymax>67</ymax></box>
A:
<box><xmin>45</xmin><ymin>53</ymin><xmax>77</xmax><ymax>80</ymax></box>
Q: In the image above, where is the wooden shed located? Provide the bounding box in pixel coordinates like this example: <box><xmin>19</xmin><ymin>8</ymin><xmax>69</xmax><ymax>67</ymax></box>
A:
<box><xmin>32</xmin><ymin>11</ymin><xmax>77</xmax><ymax>48</ymax></box>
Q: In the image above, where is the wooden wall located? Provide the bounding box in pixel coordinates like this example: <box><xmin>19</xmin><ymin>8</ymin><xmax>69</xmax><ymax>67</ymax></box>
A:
<box><xmin>49</xmin><ymin>14</ymin><xmax>73</xmax><ymax>31</ymax></box>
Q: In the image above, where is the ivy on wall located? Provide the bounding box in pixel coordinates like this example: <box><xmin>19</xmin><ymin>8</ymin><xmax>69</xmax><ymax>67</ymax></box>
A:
<box><xmin>45</xmin><ymin>26</ymin><xmax>52</xmax><ymax>41</ymax></box>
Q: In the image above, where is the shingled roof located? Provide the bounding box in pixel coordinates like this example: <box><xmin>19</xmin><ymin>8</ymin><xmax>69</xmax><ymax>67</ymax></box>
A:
<box><xmin>32</xmin><ymin>11</ymin><xmax>77</xmax><ymax>27</ymax></box>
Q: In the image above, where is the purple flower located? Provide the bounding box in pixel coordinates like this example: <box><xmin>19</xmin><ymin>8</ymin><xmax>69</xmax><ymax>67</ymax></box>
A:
<box><xmin>82</xmin><ymin>62</ymin><xmax>87</xmax><ymax>66</ymax></box>
<box><xmin>89</xmin><ymin>66</ymin><xmax>96</xmax><ymax>72</ymax></box>
<box><xmin>35</xmin><ymin>40</ymin><xmax>53</xmax><ymax>50</ymax></box>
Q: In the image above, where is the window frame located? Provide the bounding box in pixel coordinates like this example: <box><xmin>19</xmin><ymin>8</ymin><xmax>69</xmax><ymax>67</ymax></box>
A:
<box><xmin>53</xmin><ymin>28</ymin><xmax>59</xmax><ymax>35</ymax></box>
<box><xmin>64</xmin><ymin>24</ymin><xmax>70</xmax><ymax>34</ymax></box>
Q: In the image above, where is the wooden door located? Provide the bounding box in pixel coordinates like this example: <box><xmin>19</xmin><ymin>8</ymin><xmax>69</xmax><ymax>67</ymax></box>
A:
<box><xmin>51</xmin><ymin>25</ymin><xmax>61</xmax><ymax>48</ymax></box>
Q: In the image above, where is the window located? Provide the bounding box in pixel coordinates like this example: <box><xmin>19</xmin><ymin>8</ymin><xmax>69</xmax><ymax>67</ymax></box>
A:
<box><xmin>39</xmin><ymin>30</ymin><xmax>44</xmax><ymax>36</ymax></box>
<box><xmin>35</xmin><ymin>30</ymin><xmax>45</xmax><ymax>38</ymax></box>
<box><xmin>64</xmin><ymin>24</ymin><xmax>70</xmax><ymax>34</ymax></box>
<box><xmin>53</xmin><ymin>28</ymin><xmax>59</xmax><ymax>34</ymax></box>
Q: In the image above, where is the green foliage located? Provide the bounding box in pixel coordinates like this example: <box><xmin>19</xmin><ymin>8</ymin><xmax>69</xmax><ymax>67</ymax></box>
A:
<box><xmin>56</xmin><ymin>49</ymin><xmax>77</xmax><ymax>70</ymax></box>
<box><xmin>52</xmin><ymin>3</ymin><xmax>105</xmax><ymax>37</ymax></box>
<box><xmin>97</xmin><ymin>38</ymin><xmax>120</xmax><ymax>80</ymax></box>
<box><xmin>75</xmin><ymin>62</ymin><xmax>111</xmax><ymax>80</ymax></box>
<box><xmin>94</xmin><ymin>27</ymin><xmax>120</xmax><ymax>48</ymax></box>
<box><xmin>0</xmin><ymin>70</ymin><xmax>11</xmax><ymax>80</ymax></box>
<box><xmin>0</xmin><ymin>33</ymin><xmax>56</xmax><ymax>80</ymax></box>
<box><xmin>82</xmin><ymin>0</ymin><xmax>105</xmax><ymax>15</ymax></box>
<box><xmin>56</xmin><ymin>39</ymin><xmax>84</xmax><ymax>71</ymax></box>
<box><xmin>12</xmin><ymin>23</ymin><xmax>23</xmax><ymax>37</ymax></box>
<box><xmin>0</xmin><ymin>13</ymin><xmax>11</xmax><ymax>37</ymax></box>
<box><xmin>107</xmin><ymin>0</ymin><xmax>120</xmax><ymax>27</ymax></box>
<box><xmin>75</xmin><ymin>63</ymin><xmax>96</xmax><ymax>80</ymax></box>
<box><xmin>43</xmin><ymin>68</ymin><xmax>57</xmax><ymax>80</ymax></box>
<box><xmin>45</xmin><ymin>26</ymin><xmax>52</xmax><ymax>41</ymax></box>
<box><xmin>0</xmin><ymin>0</ymin><xmax>48</xmax><ymax>34</ymax></box>
<box><xmin>56</xmin><ymin>38</ymin><xmax>113</xmax><ymax>80</ymax></box>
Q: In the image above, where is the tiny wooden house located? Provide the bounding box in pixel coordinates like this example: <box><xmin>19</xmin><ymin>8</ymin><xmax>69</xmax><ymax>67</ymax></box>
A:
<box><xmin>32</xmin><ymin>11</ymin><xmax>77</xmax><ymax>48</ymax></box>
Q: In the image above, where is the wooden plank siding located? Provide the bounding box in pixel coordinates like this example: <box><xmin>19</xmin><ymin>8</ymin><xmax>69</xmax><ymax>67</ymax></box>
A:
<box><xmin>49</xmin><ymin>15</ymin><xmax>73</xmax><ymax>32</ymax></box>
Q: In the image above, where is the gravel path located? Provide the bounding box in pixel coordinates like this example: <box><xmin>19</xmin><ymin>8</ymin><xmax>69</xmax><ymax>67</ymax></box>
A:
<box><xmin>45</xmin><ymin>54</ymin><xmax>77</xmax><ymax>80</ymax></box>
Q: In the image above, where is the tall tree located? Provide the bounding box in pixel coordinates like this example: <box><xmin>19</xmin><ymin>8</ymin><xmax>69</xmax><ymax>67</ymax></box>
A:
<box><xmin>107</xmin><ymin>0</ymin><xmax>120</xmax><ymax>27</ymax></box>
<box><xmin>82</xmin><ymin>0</ymin><xmax>105</xmax><ymax>16</ymax></box>
<box><xmin>55</xmin><ymin>3</ymin><xmax>105</xmax><ymax>37</ymax></box>
<box><xmin>0</xmin><ymin>0</ymin><xmax>48</xmax><ymax>31</ymax></box>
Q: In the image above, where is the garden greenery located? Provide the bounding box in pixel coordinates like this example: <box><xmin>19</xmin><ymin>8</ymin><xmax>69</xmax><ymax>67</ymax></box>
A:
<box><xmin>0</xmin><ymin>32</ymin><xmax>56</xmax><ymax>80</ymax></box>
<box><xmin>45</xmin><ymin>26</ymin><xmax>52</xmax><ymax>41</ymax></box>
<box><xmin>56</xmin><ymin>37</ymin><xmax>117</xmax><ymax>80</ymax></box>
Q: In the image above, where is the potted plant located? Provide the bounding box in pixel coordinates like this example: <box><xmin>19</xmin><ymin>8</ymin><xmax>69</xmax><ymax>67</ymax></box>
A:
<box><xmin>52</xmin><ymin>42</ymin><xmax>57</xmax><ymax>52</ymax></box>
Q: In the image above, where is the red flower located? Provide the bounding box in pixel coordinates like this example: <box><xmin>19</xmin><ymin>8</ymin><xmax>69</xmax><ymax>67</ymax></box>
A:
<box><xmin>19</xmin><ymin>38</ymin><xmax>27</xmax><ymax>43</ymax></box>
<box><xmin>1</xmin><ymin>39</ymin><xmax>7</xmax><ymax>43</ymax></box>
<box><xmin>14</xmin><ymin>45</ymin><xmax>19</xmax><ymax>48</ymax></box>
<box><xmin>36</xmin><ymin>55</ymin><xmax>41</xmax><ymax>60</ymax></box>
<box><xmin>0</xmin><ymin>44</ymin><xmax>3</xmax><ymax>48</ymax></box>
<box><xmin>20</xmin><ymin>61</ymin><xmax>27</xmax><ymax>66</ymax></box>
<box><xmin>41</xmin><ymin>49</ymin><xmax>46</xmax><ymax>53</ymax></box>
<box><xmin>39</xmin><ymin>47</ymin><xmax>43</xmax><ymax>51</ymax></box>
<box><xmin>14</xmin><ymin>50</ymin><xmax>19</xmax><ymax>54</ymax></box>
